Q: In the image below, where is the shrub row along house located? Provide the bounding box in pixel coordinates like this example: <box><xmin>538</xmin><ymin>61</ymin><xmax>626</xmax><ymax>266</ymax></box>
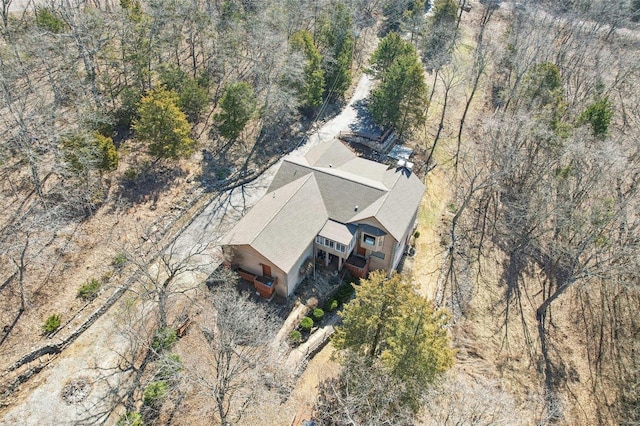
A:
<box><xmin>220</xmin><ymin>139</ymin><xmax>425</xmax><ymax>297</ymax></box>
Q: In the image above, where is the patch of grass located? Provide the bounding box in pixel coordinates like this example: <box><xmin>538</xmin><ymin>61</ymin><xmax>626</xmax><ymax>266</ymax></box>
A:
<box><xmin>116</xmin><ymin>412</ymin><xmax>143</xmax><ymax>426</ymax></box>
<box><xmin>77</xmin><ymin>278</ymin><xmax>101</xmax><ymax>301</ymax></box>
<box><xmin>152</xmin><ymin>327</ymin><xmax>177</xmax><ymax>353</ymax></box>
<box><xmin>112</xmin><ymin>252</ymin><xmax>128</xmax><ymax>269</ymax></box>
<box><xmin>42</xmin><ymin>314</ymin><xmax>61</xmax><ymax>335</ymax></box>
<box><xmin>123</xmin><ymin>167</ymin><xmax>139</xmax><ymax>182</ymax></box>
<box><xmin>143</xmin><ymin>381</ymin><xmax>168</xmax><ymax>407</ymax></box>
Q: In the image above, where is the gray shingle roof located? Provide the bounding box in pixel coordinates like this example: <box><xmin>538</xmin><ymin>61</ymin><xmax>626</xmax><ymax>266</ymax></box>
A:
<box><xmin>222</xmin><ymin>140</ymin><xmax>425</xmax><ymax>273</ymax></box>
<box><xmin>305</xmin><ymin>138</ymin><xmax>354</xmax><ymax>168</ymax></box>
<box><xmin>352</xmin><ymin>167</ymin><xmax>425</xmax><ymax>240</ymax></box>
<box><xmin>318</xmin><ymin>220</ymin><xmax>357</xmax><ymax>245</ymax></box>
<box><xmin>220</xmin><ymin>174</ymin><xmax>327</xmax><ymax>272</ymax></box>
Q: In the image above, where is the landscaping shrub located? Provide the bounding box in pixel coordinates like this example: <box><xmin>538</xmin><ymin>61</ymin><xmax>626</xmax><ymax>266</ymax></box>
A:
<box><xmin>300</xmin><ymin>316</ymin><xmax>314</xmax><ymax>331</ymax></box>
<box><xmin>289</xmin><ymin>330</ymin><xmax>302</xmax><ymax>344</ymax></box>
<box><xmin>335</xmin><ymin>282</ymin><xmax>355</xmax><ymax>304</ymax></box>
<box><xmin>312</xmin><ymin>308</ymin><xmax>325</xmax><ymax>322</ymax></box>
<box><xmin>143</xmin><ymin>381</ymin><xmax>168</xmax><ymax>407</ymax></box>
<box><xmin>77</xmin><ymin>278</ymin><xmax>101</xmax><ymax>301</ymax></box>
<box><xmin>42</xmin><ymin>314</ymin><xmax>61</xmax><ymax>335</ymax></box>
<box><xmin>116</xmin><ymin>412</ymin><xmax>143</xmax><ymax>426</ymax></box>
<box><xmin>325</xmin><ymin>299</ymin><xmax>338</xmax><ymax>312</ymax></box>
<box><xmin>152</xmin><ymin>327</ymin><xmax>177</xmax><ymax>352</ymax></box>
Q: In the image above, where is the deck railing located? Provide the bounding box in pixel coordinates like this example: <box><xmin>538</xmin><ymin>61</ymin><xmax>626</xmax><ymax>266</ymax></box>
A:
<box><xmin>344</xmin><ymin>255</ymin><xmax>371</xmax><ymax>278</ymax></box>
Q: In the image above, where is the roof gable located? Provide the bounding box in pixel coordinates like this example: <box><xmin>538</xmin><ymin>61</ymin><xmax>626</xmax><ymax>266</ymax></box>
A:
<box><xmin>268</xmin><ymin>141</ymin><xmax>425</xmax><ymax>238</ymax></box>
<box><xmin>222</xmin><ymin>139</ymin><xmax>425</xmax><ymax>271</ymax></box>
<box><xmin>221</xmin><ymin>174</ymin><xmax>328</xmax><ymax>272</ymax></box>
<box><xmin>305</xmin><ymin>138</ymin><xmax>354</xmax><ymax>168</ymax></box>
<box><xmin>368</xmin><ymin>168</ymin><xmax>424</xmax><ymax>240</ymax></box>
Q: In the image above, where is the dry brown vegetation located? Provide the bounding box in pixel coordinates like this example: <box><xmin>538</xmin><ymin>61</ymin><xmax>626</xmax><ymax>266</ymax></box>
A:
<box><xmin>416</xmin><ymin>1</ymin><xmax>640</xmax><ymax>424</ymax></box>
<box><xmin>1</xmin><ymin>0</ymin><xmax>640</xmax><ymax>424</ymax></box>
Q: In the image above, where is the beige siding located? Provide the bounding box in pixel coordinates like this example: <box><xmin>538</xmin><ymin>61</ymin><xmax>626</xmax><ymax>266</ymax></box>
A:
<box><xmin>229</xmin><ymin>245</ymin><xmax>288</xmax><ymax>297</ymax></box>
<box><xmin>285</xmin><ymin>242</ymin><xmax>314</xmax><ymax>296</ymax></box>
<box><xmin>353</xmin><ymin>218</ymin><xmax>396</xmax><ymax>272</ymax></box>
<box><xmin>391</xmin><ymin>209</ymin><xmax>418</xmax><ymax>271</ymax></box>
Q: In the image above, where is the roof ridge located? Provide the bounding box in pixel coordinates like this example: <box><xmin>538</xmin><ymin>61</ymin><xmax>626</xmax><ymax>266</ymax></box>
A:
<box><xmin>371</xmin><ymin>192</ymin><xmax>390</xmax><ymax>217</ymax></box>
<box><xmin>374</xmin><ymin>172</ymin><xmax>402</xmax><ymax>215</ymax></box>
<box><xmin>249</xmin><ymin>174</ymin><xmax>315</xmax><ymax>244</ymax></box>
<box><xmin>287</xmin><ymin>157</ymin><xmax>390</xmax><ymax>192</ymax></box>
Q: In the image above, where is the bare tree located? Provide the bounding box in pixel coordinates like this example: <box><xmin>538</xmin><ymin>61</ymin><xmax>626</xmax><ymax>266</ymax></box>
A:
<box><xmin>313</xmin><ymin>352</ymin><xmax>415</xmax><ymax>426</ymax></box>
<box><xmin>423</xmin><ymin>374</ymin><xmax>521</xmax><ymax>425</ymax></box>
<box><xmin>425</xmin><ymin>59</ymin><xmax>463</xmax><ymax>167</ymax></box>
<box><xmin>123</xmin><ymin>227</ymin><xmax>215</xmax><ymax>331</ymax></box>
<box><xmin>191</xmin><ymin>284</ymin><xmax>280</xmax><ymax>426</ymax></box>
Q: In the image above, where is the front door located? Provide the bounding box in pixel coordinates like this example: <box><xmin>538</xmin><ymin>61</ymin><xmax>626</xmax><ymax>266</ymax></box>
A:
<box><xmin>262</xmin><ymin>264</ymin><xmax>272</xmax><ymax>277</ymax></box>
<box><xmin>357</xmin><ymin>246</ymin><xmax>366</xmax><ymax>257</ymax></box>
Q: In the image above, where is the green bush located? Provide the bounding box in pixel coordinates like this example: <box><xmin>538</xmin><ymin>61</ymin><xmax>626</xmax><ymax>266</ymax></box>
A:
<box><xmin>42</xmin><ymin>314</ymin><xmax>61</xmax><ymax>335</ymax></box>
<box><xmin>312</xmin><ymin>308</ymin><xmax>324</xmax><ymax>322</ymax></box>
<box><xmin>335</xmin><ymin>283</ymin><xmax>355</xmax><ymax>304</ymax></box>
<box><xmin>289</xmin><ymin>330</ymin><xmax>302</xmax><ymax>344</ymax></box>
<box><xmin>116</xmin><ymin>411</ymin><xmax>143</xmax><ymax>426</ymax></box>
<box><xmin>325</xmin><ymin>299</ymin><xmax>338</xmax><ymax>312</ymax></box>
<box><xmin>36</xmin><ymin>8</ymin><xmax>66</xmax><ymax>33</ymax></box>
<box><xmin>152</xmin><ymin>328</ymin><xmax>177</xmax><ymax>353</ymax></box>
<box><xmin>123</xmin><ymin>167</ymin><xmax>139</xmax><ymax>182</ymax></box>
<box><xmin>157</xmin><ymin>354</ymin><xmax>183</xmax><ymax>380</ymax></box>
<box><xmin>300</xmin><ymin>316</ymin><xmax>314</xmax><ymax>332</ymax></box>
<box><xmin>77</xmin><ymin>278</ymin><xmax>101</xmax><ymax>301</ymax></box>
<box><xmin>413</xmin><ymin>230</ymin><xmax>421</xmax><ymax>239</ymax></box>
<box><xmin>112</xmin><ymin>252</ymin><xmax>128</xmax><ymax>269</ymax></box>
<box><xmin>114</xmin><ymin>87</ymin><xmax>141</xmax><ymax>130</ymax></box>
<box><xmin>143</xmin><ymin>381</ymin><xmax>168</xmax><ymax>407</ymax></box>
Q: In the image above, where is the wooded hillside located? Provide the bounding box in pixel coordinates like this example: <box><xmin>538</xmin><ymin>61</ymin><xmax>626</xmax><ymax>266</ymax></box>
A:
<box><xmin>1</xmin><ymin>0</ymin><xmax>640</xmax><ymax>424</ymax></box>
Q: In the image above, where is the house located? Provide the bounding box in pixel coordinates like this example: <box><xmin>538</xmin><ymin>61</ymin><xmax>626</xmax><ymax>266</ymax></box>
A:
<box><xmin>219</xmin><ymin>139</ymin><xmax>425</xmax><ymax>298</ymax></box>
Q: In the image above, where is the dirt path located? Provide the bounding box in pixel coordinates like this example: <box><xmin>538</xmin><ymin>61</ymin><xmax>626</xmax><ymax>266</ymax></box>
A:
<box><xmin>0</xmin><ymin>74</ymin><xmax>377</xmax><ymax>425</ymax></box>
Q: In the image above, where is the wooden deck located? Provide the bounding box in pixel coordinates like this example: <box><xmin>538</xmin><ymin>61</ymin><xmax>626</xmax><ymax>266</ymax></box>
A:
<box><xmin>344</xmin><ymin>255</ymin><xmax>370</xmax><ymax>278</ymax></box>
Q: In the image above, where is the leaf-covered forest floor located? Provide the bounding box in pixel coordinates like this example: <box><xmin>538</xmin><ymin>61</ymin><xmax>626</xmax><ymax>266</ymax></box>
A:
<box><xmin>2</xmin><ymin>1</ymin><xmax>639</xmax><ymax>424</ymax></box>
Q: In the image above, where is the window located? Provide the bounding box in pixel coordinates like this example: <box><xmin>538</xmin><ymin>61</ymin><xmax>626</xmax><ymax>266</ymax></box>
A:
<box><xmin>324</xmin><ymin>238</ymin><xmax>334</xmax><ymax>249</ymax></box>
<box><xmin>363</xmin><ymin>234</ymin><xmax>375</xmax><ymax>246</ymax></box>
<box><xmin>337</xmin><ymin>243</ymin><xmax>346</xmax><ymax>253</ymax></box>
<box><xmin>316</xmin><ymin>236</ymin><xmax>324</xmax><ymax>244</ymax></box>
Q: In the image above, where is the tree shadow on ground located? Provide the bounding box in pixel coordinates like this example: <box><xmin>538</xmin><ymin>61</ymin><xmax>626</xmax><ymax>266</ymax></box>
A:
<box><xmin>198</xmin><ymin>148</ymin><xmax>236</xmax><ymax>190</ymax></box>
<box><xmin>349</xmin><ymin>98</ymin><xmax>384</xmax><ymax>138</ymax></box>
<box><xmin>116</xmin><ymin>164</ymin><xmax>185</xmax><ymax>207</ymax></box>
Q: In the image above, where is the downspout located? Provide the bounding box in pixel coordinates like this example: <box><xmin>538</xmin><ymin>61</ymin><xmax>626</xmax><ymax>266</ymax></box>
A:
<box><xmin>389</xmin><ymin>241</ymin><xmax>398</xmax><ymax>277</ymax></box>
